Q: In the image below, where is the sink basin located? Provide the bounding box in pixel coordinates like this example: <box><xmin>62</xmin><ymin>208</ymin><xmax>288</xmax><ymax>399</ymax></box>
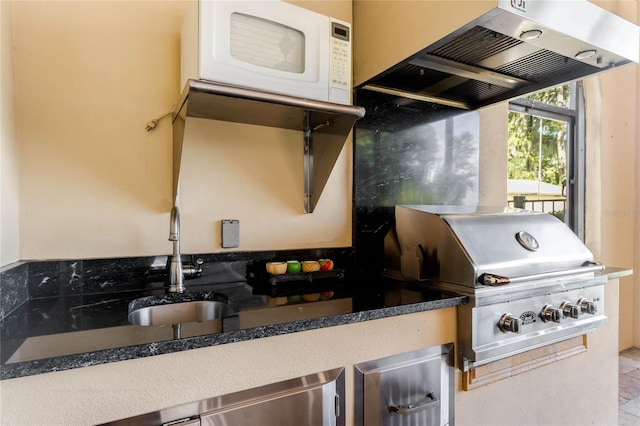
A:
<box><xmin>128</xmin><ymin>292</ymin><xmax>235</xmax><ymax>326</ymax></box>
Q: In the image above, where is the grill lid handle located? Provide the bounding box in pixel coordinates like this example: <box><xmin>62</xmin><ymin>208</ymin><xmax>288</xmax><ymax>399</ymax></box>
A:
<box><xmin>479</xmin><ymin>262</ymin><xmax>605</xmax><ymax>286</ymax></box>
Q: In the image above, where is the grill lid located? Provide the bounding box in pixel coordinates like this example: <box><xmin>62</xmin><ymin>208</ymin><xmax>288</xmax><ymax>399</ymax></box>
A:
<box><xmin>393</xmin><ymin>205</ymin><xmax>596</xmax><ymax>287</ymax></box>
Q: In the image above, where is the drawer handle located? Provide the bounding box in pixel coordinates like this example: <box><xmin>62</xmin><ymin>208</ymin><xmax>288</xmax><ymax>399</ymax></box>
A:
<box><xmin>388</xmin><ymin>392</ymin><xmax>439</xmax><ymax>415</ymax></box>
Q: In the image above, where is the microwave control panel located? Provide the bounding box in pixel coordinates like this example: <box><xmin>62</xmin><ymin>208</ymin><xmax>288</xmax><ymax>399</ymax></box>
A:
<box><xmin>329</xmin><ymin>21</ymin><xmax>351</xmax><ymax>104</ymax></box>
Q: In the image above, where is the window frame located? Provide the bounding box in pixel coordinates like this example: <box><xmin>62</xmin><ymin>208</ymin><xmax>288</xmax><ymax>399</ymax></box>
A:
<box><xmin>508</xmin><ymin>82</ymin><xmax>586</xmax><ymax>240</ymax></box>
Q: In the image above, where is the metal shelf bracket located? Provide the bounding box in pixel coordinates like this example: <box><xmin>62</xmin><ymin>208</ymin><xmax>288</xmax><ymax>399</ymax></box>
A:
<box><xmin>172</xmin><ymin>79</ymin><xmax>365</xmax><ymax>213</ymax></box>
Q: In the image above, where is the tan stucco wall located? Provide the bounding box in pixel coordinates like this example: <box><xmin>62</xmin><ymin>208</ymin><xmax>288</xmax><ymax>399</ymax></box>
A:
<box><xmin>636</xmin><ymin>2</ymin><xmax>640</xmax><ymax>349</ymax></box>
<box><xmin>8</xmin><ymin>0</ymin><xmax>353</xmax><ymax>262</ymax></box>
<box><xmin>0</xmin><ymin>0</ymin><xmax>19</xmax><ymax>266</ymax></box>
<box><xmin>586</xmin><ymin>0</ymin><xmax>639</xmax><ymax>351</ymax></box>
<box><xmin>478</xmin><ymin>102</ymin><xmax>509</xmax><ymax>205</ymax></box>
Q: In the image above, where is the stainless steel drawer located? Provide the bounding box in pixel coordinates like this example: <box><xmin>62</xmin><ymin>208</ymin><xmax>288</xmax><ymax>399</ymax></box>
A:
<box><xmin>102</xmin><ymin>367</ymin><xmax>345</xmax><ymax>426</ymax></box>
<box><xmin>199</xmin><ymin>371</ymin><xmax>342</xmax><ymax>426</ymax></box>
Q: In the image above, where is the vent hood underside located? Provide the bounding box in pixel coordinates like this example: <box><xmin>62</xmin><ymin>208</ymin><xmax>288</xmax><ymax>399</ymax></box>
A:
<box><xmin>360</xmin><ymin>0</ymin><xmax>639</xmax><ymax>110</ymax></box>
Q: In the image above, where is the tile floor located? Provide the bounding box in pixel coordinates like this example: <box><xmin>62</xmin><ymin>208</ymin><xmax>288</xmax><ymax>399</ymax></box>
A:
<box><xmin>619</xmin><ymin>347</ymin><xmax>640</xmax><ymax>425</ymax></box>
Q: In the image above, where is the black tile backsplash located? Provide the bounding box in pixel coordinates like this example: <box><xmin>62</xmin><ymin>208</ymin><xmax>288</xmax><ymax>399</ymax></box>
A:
<box><xmin>26</xmin><ymin>257</ymin><xmax>167</xmax><ymax>299</ymax></box>
<box><xmin>0</xmin><ymin>247</ymin><xmax>355</xmax><ymax>313</ymax></box>
<box><xmin>352</xmin><ymin>87</ymin><xmax>482</xmax><ymax>275</ymax></box>
<box><xmin>0</xmin><ymin>262</ymin><xmax>28</xmax><ymax>321</ymax></box>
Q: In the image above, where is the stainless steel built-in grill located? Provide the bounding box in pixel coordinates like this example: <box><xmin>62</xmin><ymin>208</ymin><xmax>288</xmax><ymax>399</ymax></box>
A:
<box><xmin>386</xmin><ymin>205</ymin><xmax>607</xmax><ymax>371</ymax></box>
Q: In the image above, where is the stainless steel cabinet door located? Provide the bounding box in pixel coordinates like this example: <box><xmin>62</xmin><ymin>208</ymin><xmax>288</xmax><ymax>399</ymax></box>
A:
<box><xmin>354</xmin><ymin>344</ymin><xmax>454</xmax><ymax>426</ymax></box>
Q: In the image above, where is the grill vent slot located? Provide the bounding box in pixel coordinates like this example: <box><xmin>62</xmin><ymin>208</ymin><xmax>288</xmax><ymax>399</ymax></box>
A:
<box><xmin>497</xmin><ymin>50</ymin><xmax>601</xmax><ymax>82</ymax></box>
<box><xmin>430</xmin><ymin>26</ymin><xmax>523</xmax><ymax>64</ymax></box>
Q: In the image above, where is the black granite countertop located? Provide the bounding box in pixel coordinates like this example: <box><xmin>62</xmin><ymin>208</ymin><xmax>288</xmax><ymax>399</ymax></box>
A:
<box><xmin>0</xmin><ymin>272</ymin><xmax>466</xmax><ymax>380</ymax></box>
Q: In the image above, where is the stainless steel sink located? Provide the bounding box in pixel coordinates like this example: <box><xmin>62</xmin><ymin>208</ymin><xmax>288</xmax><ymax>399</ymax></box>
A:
<box><xmin>128</xmin><ymin>292</ymin><xmax>235</xmax><ymax>327</ymax></box>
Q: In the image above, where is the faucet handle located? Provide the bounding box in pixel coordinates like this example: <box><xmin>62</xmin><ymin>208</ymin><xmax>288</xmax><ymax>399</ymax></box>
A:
<box><xmin>183</xmin><ymin>257</ymin><xmax>204</xmax><ymax>279</ymax></box>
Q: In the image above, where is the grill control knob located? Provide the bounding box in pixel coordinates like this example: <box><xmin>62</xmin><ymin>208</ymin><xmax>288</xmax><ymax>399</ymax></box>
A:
<box><xmin>540</xmin><ymin>304</ymin><xmax>562</xmax><ymax>323</ymax></box>
<box><xmin>498</xmin><ymin>313</ymin><xmax>523</xmax><ymax>334</ymax></box>
<box><xmin>560</xmin><ymin>301</ymin><xmax>580</xmax><ymax>319</ymax></box>
<box><xmin>578</xmin><ymin>298</ymin><xmax>598</xmax><ymax>315</ymax></box>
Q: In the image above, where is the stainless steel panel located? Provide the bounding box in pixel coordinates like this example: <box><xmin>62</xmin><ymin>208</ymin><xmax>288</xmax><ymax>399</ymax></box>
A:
<box><xmin>457</xmin><ymin>282</ymin><xmax>606</xmax><ymax>370</ymax></box>
<box><xmin>356</xmin><ymin>0</ymin><xmax>638</xmax><ymax>109</ymax></box>
<box><xmin>172</xmin><ymin>79</ymin><xmax>365</xmax><ymax>211</ymax></box>
<box><xmin>394</xmin><ymin>205</ymin><xmax>595</xmax><ymax>287</ymax></box>
<box><xmin>102</xmin><ymin>368</ymin><xmax>344</xmax><ymax>426</ymax></box>
<box><xmin>200</xmin><ymin>386</ymin><xmax>331</xmax><ymax>426</ymax></box>
<box><xmin>354</xmin><ymin>344</ymin><xmax>454</xmax><ymax>426</ymax></box>
<box><xmin>388</xmin><ymin>204</ymin><xmax>608</xmax><ymax>373</ymax></box>
<box><xmin>442</xmin><ymin>211</ymin><xmax>593</xmax><ymax>276</ymax></box>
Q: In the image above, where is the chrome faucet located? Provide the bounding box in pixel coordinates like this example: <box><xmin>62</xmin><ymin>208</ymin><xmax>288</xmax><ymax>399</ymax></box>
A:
<box><xmin>167</xmin><ymin>205</ymin><xmax>203</xmax><ymax>293</ymax></box>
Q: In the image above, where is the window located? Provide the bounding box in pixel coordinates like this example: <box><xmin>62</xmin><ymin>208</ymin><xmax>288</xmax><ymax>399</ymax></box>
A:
<box><xmin>508</xmin><ymin>82</ymin><xmax>586</xmax><ymax>239</ymax></box>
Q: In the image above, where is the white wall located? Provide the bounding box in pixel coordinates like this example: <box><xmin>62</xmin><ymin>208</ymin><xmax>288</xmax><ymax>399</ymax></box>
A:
<box><xmin>0</xmin><ymin>0</ymin><xmax>20</xmax><ymax>267</ymax></box>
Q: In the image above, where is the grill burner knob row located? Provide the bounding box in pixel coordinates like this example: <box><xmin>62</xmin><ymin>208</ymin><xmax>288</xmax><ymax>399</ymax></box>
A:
<box><xmin>540</xmin><ymin>304</ymin><xmax>562</xmax><ymax>323</ymax></box>
<box><xmin>560</xmin><ymin>301</ymin><xmax>580</xmax><ymax>319</ymax></box>
<box><xmin>498</xmin><ymin>313</ymin><xmax>523</xmax><ymax>334</ymax></box>
<box><xmin>578</xmin><ymin>297</ymin><xmax>598</xmax><ymax>315</ymax></box>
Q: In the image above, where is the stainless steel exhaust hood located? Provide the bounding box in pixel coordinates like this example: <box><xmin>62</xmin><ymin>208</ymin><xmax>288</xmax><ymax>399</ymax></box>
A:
<box><xmin>354</xmin><ymin>0</ymin><xmax>639</xmax><ymax>109</ymax></box>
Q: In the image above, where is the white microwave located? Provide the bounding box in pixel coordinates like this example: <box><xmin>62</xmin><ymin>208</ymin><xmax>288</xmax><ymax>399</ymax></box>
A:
<box><xmin>181</xmin><ymin>0</ymin><xmax>352</xmax><ymax>105</ymax></box>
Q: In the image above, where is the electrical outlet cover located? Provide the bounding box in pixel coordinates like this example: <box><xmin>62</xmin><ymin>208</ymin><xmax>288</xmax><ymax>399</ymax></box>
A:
<box><xmin>221</xmin><ymin>220</ymin><xmax>240</xmax><ymax>248</ymax></box>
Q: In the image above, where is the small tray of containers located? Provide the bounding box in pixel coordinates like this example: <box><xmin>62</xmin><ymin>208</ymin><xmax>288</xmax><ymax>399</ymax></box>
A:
<box><xmin>246</xmin><ymin>259</ymin><xmax>346</xmax><ymax>305</ymax></box>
